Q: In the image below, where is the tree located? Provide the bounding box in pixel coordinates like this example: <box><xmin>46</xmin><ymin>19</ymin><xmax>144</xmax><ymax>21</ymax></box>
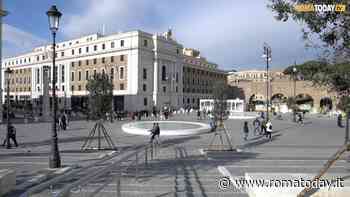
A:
<box><xmin>212</xmin><ymin>81</ymin><xmax>229</xmax><ymax>122</ymax></box>
<box><xmin>86</xmin><ymin>73</ymin><xmax>113</xmax><ymax>120</ymax></box>
<box><xmin>284</xmin><ymin>61</ymin><xmax>350</xmax><ymax>94</ymax></box>
<box><xmin>269</xmin><ymin>0</ymin><xmax>350</xmax><ymax>61</ymax></box>
<box><xmin>82</xmin><ymin>72</ymin><xmax>116</xmax><ymax>150</ymax></box>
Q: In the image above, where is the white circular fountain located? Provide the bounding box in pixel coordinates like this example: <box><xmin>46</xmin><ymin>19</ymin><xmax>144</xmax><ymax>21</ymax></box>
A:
<box><xmin>122</xmin><ymin>121</ymin><xmax>211</xmax><ymax>136</ymax></box>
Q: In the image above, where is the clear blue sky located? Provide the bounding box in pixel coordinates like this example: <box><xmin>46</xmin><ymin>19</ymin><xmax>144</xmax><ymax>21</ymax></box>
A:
<box><xmin>2</xmin><ymin>0</ymin><xmax>321</xmax><ymax>70</ymax></box>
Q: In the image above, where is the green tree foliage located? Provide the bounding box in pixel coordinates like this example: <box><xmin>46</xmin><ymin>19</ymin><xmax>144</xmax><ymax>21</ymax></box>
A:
<box><xmin>86</xmin><ymin>73</ymin><xmax>113</xmax><ymax>120</ymax></box>
<box><xmin>284</xmin><ymin>61</ymin><xmax>350</xmax><ymax>93</ymax></box>
<box><xmin>269</xmin><ymin>0</ymin><xmax>350</xmax><ymax>60</ymax></box>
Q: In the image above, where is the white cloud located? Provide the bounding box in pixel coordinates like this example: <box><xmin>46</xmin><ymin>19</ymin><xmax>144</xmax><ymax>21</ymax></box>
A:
<box><xmin>2</xmin><ymin>23</ymin><xmax>47</xmax><ymax>58</ymax></box>
<box><xmin>61</xmin><ymin>0</ymin><xmax>320</xmax><ymax>69</ymax></box>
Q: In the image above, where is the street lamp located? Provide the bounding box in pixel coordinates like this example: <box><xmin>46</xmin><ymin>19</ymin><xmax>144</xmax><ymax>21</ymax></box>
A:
<box><xmin>4</xmin><ymin>68</ymin><xmax>12</xmax><ymax>149</ymax></box>
<box><xmin>292</xmin><ymin>65</ymin><xmax>297</xmax><ymax>122</ymax></box>
<box><xmin>262</xmin><ymin>43</ymin><xmax>272</xmax><ymax>121</ymax></box>
<box><xmin>47</xmin><ymin>5</ymin><xmax>62</xmax><ymax>168</ymax></box>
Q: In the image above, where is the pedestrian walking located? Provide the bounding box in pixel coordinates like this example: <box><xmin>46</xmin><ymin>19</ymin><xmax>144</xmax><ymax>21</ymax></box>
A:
<box><xmin>243</xmin><ymin>121</ymin><xmax>249</xmax><ymax>141</ymax></box>
<box><xmin>149</xmin><ymin>123</ymin><xmax>160</xmax><ymax>144</ymax></box>
<box><xmin>260</xmin><ymin>119</ymin><xmax>267</xmax><ymax>135</ymax></box>
<box><xmin>197</xmin><ymin>110</ymin><xmax>201</xmax><ymax>120</ymax></box>
<box><xmin>266</xmin><ymin>120</ymin><xmax>272</xmax><ymax>140</ymax></box>
<box><xmin>337</xmin><ymin>113</ymin><xmax>343</xmax><ymax>128</ymax></box>
<box><xmin>3</xmin><ymin>123</ymin><xmax>18</xmax><ymax>147</ymax></box>
<box><xmin>253</xmin><ymin>118</ymin><xmax>261</xmax><ymax>135</ymax></box>
<box><xmin>297</xmin><ymin>113</ymin><xmax>304</xmax><ymax>125</ymax></box>
<box><xmin>61</xmin><ymin>113</ymin><xmax>67</xmax><ymax>130</ymax></box>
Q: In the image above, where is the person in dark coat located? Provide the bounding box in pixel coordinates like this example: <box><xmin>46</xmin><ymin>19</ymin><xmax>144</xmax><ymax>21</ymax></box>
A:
<box><xmin>150</xmin><ymin>123</ymin><xmax>160</xmax><ymax>144</ymax></box>
<box><xmin>3</xmin><ymin>123</ymin><xmax>18</xmax><ymax>147</ymax></box>
<box><xmin>338</xmin><ymin>113</ymin><xmax>343</xmax><ymax>128</ymax></box>
<box><xmin>243</xmin><ymin>121</ymin><xmax>249</xmax><ymax>141</ymax></box>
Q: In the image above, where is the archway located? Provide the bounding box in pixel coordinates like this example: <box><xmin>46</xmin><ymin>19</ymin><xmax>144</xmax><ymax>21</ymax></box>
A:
<box><xmin>320</xmin><ymin>97</ymin><xmax>333</xmax><ymax>112</ymax></box>
<box><xmin>271</xmin><ymin>93</ymin><xmax>288</xmax><ymax>113</ymax></box>
<box><xmin>295</xmin><ymin>93</ymin><xmax>314</xmax><ymax>112</ymax></box>
<box><xmin>248</xmin><ymin>94</ymin><xmax>265</xmax><ymax>112</ymax></box>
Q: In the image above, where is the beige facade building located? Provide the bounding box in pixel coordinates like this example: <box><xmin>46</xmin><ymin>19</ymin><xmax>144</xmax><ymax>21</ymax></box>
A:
<box><xmin>2</xmin><ymin>29</ymin><xmax>227</xmax><ymax>112</ymax></box>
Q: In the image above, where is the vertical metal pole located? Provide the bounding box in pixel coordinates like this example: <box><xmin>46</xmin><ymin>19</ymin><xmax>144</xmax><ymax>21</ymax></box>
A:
<box><xmin>345</xmin><ymin>111</ymin><xmax>349</xmax><ymax>144</ymax></box>
<box><xmin>49</xmin><ymin>31</ymin><xmax>61</xmax><ymax>168</ymax></box>
<box><xmin>150</xmin><ymin>143</ymin><xmax>154</xmax><ymax>160</ymax></box>
<box><xmin>135</xmin><ymin>152</ymin><xmax>138</xmax><ymax>180</ymax></box>
<box><xmin>266</xmin><ymin>48</ymin><xmax>269</xmax><ymax>121</ymax></box>
<box><xmin>98</xmin><ymin>123</ymin><xmax>101</xmax><ymax>150</ymax></box>
<box><xmin>0</xmin><ymin>0</ymin><xmax>7</xmax><ymax>124</ymax></box>
<box><xmin>145</xmin><ymin>146</ymin><xmax>148</xmax><ymax>166</ymax></box>
<box><xmin>6</xmin><ymin>73</ymin><xmax>10</xmax><ymax>149</ymax></box>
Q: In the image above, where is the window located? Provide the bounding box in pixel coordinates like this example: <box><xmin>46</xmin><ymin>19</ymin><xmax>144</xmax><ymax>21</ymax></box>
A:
<box><xmin>111</xmin><ymin>42</ymin><xmax>115</xmax><ymax>48</ymax></box>
<box><xmin>61</xmin><ymin>51</ymin><xmax>64</xmax><ymax>57</ymax></box>
<box><xmin>61</xmin><ymin>65</ymin><xmax>65</xmax><ymax>83</ymax></box>
<box><xmin>120</xmin><ymin>55</ymin><xmax>124</xmax><ymax>61</ymax></box>
<box><xmin>119</xmin><ymin>67</ymin><xmax>124</xmax><ymax>79</ymax></box>
<box><xmin>143</xmin><ymin>84</ymin><xmax>147</xmax><ymax>91</ymax></box>
<box><xmin>94</xmin><ymin>45</ymin><xmax>97</xmax><ymax>51</ymax></box>
<box><xmin>111</xmin><ymin>56</ymin><xmax>114</xmax><ymax>62</ymax></box>
<box><xmin>102</xmin><ymin>69</ymin><xmax>105</xmax><ymax>75</ymax></box>
<box><xmin>71</xmin><ymin>72</ymin><xmax>74</xmax><ymax>81</ymax></box>
<box><xmin>177</xmin><ymin>48</ymin><xmax>179</xmax><ymax>54</ymax></box>
<box><xmin>102</xmin><ymin>57</ymin><xmax>105</xmax><ymax>63</ymax></box>
<box><xmin>143</xmin><ymin>68</ymin><xmax>147</xmax><ymax>80</ymax></box>
<box><xmin>102</xmin><ymin>43</ymin><xmax>105</xmax><ymax>50</ymax></box>
<box><xmin>163</xmin><ymin>86</ymin><xmax>166</xmax><ymax>93</ymax></box>
<box><xmin>71</xmin><ymin>62</ymin><xmax>75</xmax><ymax>67</ymax></box>
<box><xmin>120</xmin><ymin>83</ymin><xmax>124</xmax><ymax>90</ymax></box>
<box><xmin>86</xmin><ymin>46</ymin><xmax>89</xmax><ymax>53</ymax></box>
<box><xmin>78</xmin><ymin>60</ymin><xmax>81</xmax><ymax>66</ymax></box>
<box><xmin>86</xmin><ymin>60</ymin><xmax>89</xmax><ymax>65</ymax></box>
<box><xmin>36</xmin><ymin>56</ymin><xmax>39</xmax><ymax>61</ymax></box>
<box><xmin>120</xmin><ymin>40</ymin><xmax>124</xmax><ymax>47</ymax></box>
<box><xmin>71</xmin><ymin>85</ymin><xmax>74</xmax><ymax>91</ymax></box>
<box><xmin>162</xmin><ymin>66</ymin><xmax>166</xmax><ymax>81</ymax></box>
<box><xmin>143</xmin><ymin>39</ymin><xmax>148</xmax><ymax>47</ymax></box>
<box><xmin>93</xmin><ymin>58</ymin><xmax>97</xmax><ymax>64</ymax></box>
<box><xmin>36</xmin><ymin>69</ymin><xmax>40</xmax><ymax>84</ymax></box>
<box><xmin>176</xmin><ymin>72</ymin><xmax>178</xmax><ymax>82</ymax></box>
<box><xmin>110</xmin><ymin>68</ymin><xmax>114</xmax><ymax>80</ymax></box>
<box><xmin>143</xmin><ymin>98</ymin><xmax>148</xmax><ymax>106</ymax></box>
<box><xmin>71</xmin><ymin>49</ymin><xmax>74</xmax><ymax>55</ymax></box>
<box><xmin>62</xmin><ymin>85</ymin><xmax>65</xmax><ymax>91</ymax></box>
<box><xmin>176</xmin><ymin>86</ymin><xmax>178</xmax><ymax>93</ymax></box>
<box><xmin>79</xmin><ymin>48</ymin><xmax>82</xmax><ymax>54</ymax></box>
<box><xmin>78</xmin><ymin>71</ymin><xmax>81</xmax><ymax>81</ymax></box>
<box><xmin>78</xmin><ymin>85</ymin><xmax>81</xmax><ymax>91</ymax></box>
<box><xmin>85</xmin><ymin>70</ymin><xmax>89</xmax><ymax>80</ymax></box>
<box><xmin>93</xmin><ymin>69</ymin><xmax>97</xmax><ymax>77</ymax></box>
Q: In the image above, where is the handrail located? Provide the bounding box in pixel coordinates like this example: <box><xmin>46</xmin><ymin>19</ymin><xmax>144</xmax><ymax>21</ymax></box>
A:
<box><xmin>21</xmin><ymin>144</ymin><xmax>145</xmax><ymax>197</ymax></box>
<box><xmin>297</xmin><ymin>143</ymin><xmax>350</xmax><ymax>197</ymax></box>
<box><xmin>55</xmin><ymin>142</ymin><xmax>159</xmax><ymax>197</ymax></box>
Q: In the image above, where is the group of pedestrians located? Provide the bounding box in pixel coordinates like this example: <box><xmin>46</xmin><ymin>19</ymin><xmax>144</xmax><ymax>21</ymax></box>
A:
<box><xmin>244</xmin><ymin>116</ymin><xmax>273</xmax><ymax>141</ymax></box>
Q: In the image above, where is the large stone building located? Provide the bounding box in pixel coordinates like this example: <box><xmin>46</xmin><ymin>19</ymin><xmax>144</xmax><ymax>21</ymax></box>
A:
<box><xmin>228</xmin><ymin>70</ymin><xmax>337</xmax><ymax>112</ymax></box>
<box><xmin>2</xmin><ymin>29</ymin><xmax>226</xmax><ymax>113</ymax></box>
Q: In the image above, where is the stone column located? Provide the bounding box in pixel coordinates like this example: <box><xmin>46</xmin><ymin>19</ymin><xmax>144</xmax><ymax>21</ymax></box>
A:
<box><xmin>42</xmin><ymin>66</ymin><xmax>50</xmax><ymax>121</ymax></box>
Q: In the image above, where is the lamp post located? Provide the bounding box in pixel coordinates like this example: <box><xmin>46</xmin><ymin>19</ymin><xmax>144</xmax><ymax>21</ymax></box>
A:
<box><xmin>4</xmin><ymin>68</ymin><xmax>12</xmax><ymax>149</ymax></box>
<box><xmin>293</xmin><ymin>65</ymin><xmax>297</xmax><ymax>122</ymax></box>
<box><xmin>47</xmin><ymin>5</ymin><xmax>62</xmax><ymax>168</ymax></box>
<box><xmin>262</xmin><ymin>43</ymin><xmax>271</xmax><ymax>121</ymax></box>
